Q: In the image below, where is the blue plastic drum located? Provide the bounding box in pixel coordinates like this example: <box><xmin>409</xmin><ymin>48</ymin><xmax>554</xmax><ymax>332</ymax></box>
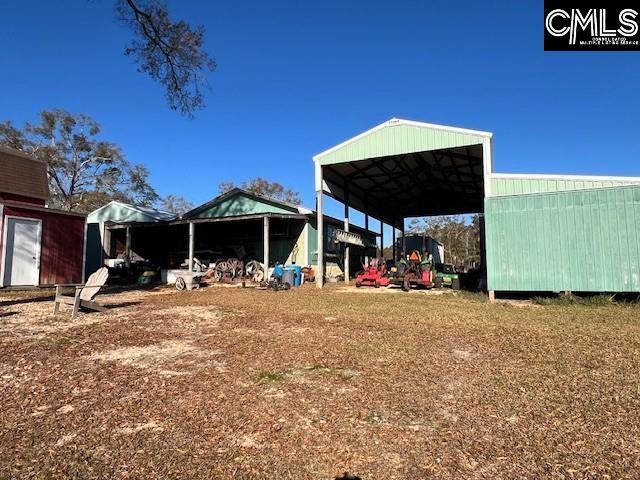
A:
<box><xmin>281</xmin><ymin>268</ymin><xmax>295</xmax><ymax>287</ymax></box>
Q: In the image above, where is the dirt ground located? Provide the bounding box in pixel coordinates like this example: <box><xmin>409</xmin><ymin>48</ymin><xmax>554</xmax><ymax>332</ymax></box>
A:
<box><xmin>1</xmin><ymin>284</ymin><xmax>640</xmax><ymax>479</ymax></box>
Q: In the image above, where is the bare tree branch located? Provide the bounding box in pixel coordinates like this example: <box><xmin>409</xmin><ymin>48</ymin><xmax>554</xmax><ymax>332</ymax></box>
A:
<box><xmin>117</xmin><ymin>0</ymin><xmax>216</xmax><ymax>117</ymax></box>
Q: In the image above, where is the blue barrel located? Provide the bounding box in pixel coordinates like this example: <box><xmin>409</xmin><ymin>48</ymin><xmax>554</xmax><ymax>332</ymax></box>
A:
<box><xmin>281</xmin><ymin>268</ymin><xmax>295</xmax><ymax>287</ymax></box>
<box><xmin>286</xmin><ymin>265</ymin><xmax>302</xmax><ymax>287</ymax></box>
<box><xmin>272</xmin><ymin>264</ymin><xmax>284</xmax><ymax>279</ymax></box>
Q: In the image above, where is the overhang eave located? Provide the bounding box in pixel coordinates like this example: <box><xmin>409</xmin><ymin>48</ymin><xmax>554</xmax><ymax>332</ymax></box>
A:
<box><xmin>314</xmin><ymin>118</ymin><xmax>492</xmax><ymax>167</ymax></box>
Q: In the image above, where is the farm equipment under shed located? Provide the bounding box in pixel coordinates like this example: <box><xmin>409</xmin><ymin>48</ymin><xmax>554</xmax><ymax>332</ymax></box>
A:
<box><xmin>434</xmin><ymin>263</ymin><xmax>461</xmax><ymax>290</ymax></box>
<box><xmin>389</xmin><ymin>251</ymin><xmax>435</xmax><ymax>291</ymax></box>
<box><xmin>355</xmin><ymin>258</ymin><xmax>390</xmax><ymax>288</ymax></box>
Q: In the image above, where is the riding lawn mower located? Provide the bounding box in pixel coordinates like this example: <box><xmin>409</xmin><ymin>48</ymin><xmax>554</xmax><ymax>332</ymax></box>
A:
<box><xmin>354</xmin><ymin>258</ymin><xmax>390</xmax><ymax>288</ymax></box>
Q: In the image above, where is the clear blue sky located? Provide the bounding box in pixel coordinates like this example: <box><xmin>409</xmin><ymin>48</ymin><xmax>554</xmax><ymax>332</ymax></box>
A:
<box><xmin>1</xmin><ymin>0</ymin><xmax>639</xmax><ymax>224</ymax></box>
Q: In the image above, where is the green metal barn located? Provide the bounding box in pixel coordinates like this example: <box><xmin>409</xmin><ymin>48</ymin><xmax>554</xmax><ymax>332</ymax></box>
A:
<box><xmin>313</xmin><ymin>118</ymin><xmax>640</xmax><ymax>296</ymax></box>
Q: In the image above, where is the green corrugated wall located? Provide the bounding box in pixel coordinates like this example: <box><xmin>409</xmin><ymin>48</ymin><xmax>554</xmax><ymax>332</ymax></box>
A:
<box><xmin>491</xmin><ymin>177</ymin><xmax>640</xmax><ymax>196</ymax></box>
<box><xmin>485</xmin><ymin>185</ymin><xmax>640</xmax><ymax>292</ymax></box>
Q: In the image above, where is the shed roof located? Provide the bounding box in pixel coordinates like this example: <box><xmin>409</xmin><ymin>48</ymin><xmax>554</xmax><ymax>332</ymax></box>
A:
<box><xmin>315</xmin><ymin>119</ymin><xmax>492</xmax><ymax>225</ymax></box>
<box><xmin>182</xmin><ymin>188</ymin><xmax>312</xmax><ymax>220</ymax></box>
<box><xmin>314</xmin><ymin>118</ymin><xmax>492</xmax><ymax>166</ymax></box>
<box><xmin>0</xmin><ymin>146</ymin><xmax>49</xmax><ymax>200</ymax></box>
<box><xmin>87</xmin><ymin>201</ymin><xmax>176</xmax><ymax>224</ymax></box>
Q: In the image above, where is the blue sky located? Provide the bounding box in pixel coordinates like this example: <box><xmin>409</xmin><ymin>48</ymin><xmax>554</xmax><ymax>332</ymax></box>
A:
<box><xmin>1</xmin><ymin>1</ymin><xmax>639</xmax><ymax>225</ymax></box>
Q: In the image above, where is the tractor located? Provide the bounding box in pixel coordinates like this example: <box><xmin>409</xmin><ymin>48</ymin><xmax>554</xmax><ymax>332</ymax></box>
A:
<box><xmin>389</xmin><ymin>250</ymin><xmax>434</xmax><ymax>291</ymax></box>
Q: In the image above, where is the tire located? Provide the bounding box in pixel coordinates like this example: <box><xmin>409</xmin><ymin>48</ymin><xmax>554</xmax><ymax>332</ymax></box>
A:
<box><xmin>402</xmin><ymin>279</ymin><xmax>411</xmax><ymax>292</ymax></box>
<box><xmin>175</xmin><ymin>277</ymin><xmax>186</xmax><ymax>291</ymax></box>
<box><xmin>282</xmin><ymin>282</ymin><xmax>291</xmax><ymax>291</ymax></box>
<box><xmin>452</xmin><ymin>278</ymin><xmax>461</xmax><ymax>291</ymax></box>
<box><xmin>214</xmin><ymin>262</ymin><xmax>227</xmax><ymax>282</ymax></box>
<box><xmin>355</xmin><ymin>280</ymin><xmax>362</xmax><ymax>288</ymax></box>
<box><xmin>226</xmin><ymin>258</ymin><xmax>240</xmax><ymax>279</ymax></box>
<box><xmin>253</xmin><ymin>270</ymin><xmax>264</xmax><ymax>282</ymax></box>
<box><xmin>434</xmin><ymin>277</ymin><xmax>443</xmax><ymax>288</ymax></box>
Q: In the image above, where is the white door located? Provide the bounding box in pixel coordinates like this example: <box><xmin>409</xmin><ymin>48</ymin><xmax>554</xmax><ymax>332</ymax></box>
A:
<box><xmin>2</xmin><ymin>217</ymin><xmax>41</xmax><ymax>286</ymax></box>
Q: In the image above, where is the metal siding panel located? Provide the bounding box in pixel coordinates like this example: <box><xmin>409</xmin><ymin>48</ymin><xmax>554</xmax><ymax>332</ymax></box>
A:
<box><xmin>598</xmin><ymin>189</ymin><xmax>613</xmax><ymax>290</ymax></box>
<box><xmin>607</xmin><ymin>189</ymin><xmax>621</xmax><ymax>290</ymax></box>
<box><xmin>634</xmin><ymin>189</ymin><xmax>640</xmax><ymax>289</ymax></box>
<box><xmin>591</xmin><ymin>193</ymin><xmax>605</xmax><ymax>291</ymax></box>
<box><xmin>629</xmin><ymin>189</ymin><xmax>640</xmax><ymax>289</ymax></box>
<box><xmin>491</xmin><ymin>177</ymin><xmax>640</xmax><ymax>197</ymax></box>
<box><xmin>533</xmin><ymin>204</ymin><xmax>545</xmax><ymax>289</ymax></box>
<box><xmin>485</xmin><ymin>185</ymin><xmax>640</xmax><ymax>292</ymax></box>
<box><xmin>584</xmin><ymin>192</ymin><xmax>597</xmax><ymax>291</ymax></box>
<box><xmin>617</xmin><ymin>189</ymin><xmax>631</xmax><ymax>290</ymax></box>
<box><xmin>542</xmin><ymin>195</ymin><xmax>554</xmax><ymax>290</ymax></box>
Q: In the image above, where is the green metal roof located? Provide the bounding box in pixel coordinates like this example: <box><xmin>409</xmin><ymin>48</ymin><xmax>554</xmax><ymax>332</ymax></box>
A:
<box><xmin>314</xmin><ymin>119</ymin><xmax>492</xmax><ymax>224</ymax></box>
<box><xmin>182</xmin><ymin>188</ymin><xmax>312</xmax><ymax>220</ymax></box>
<box><xmin>87</xmin><ymin>201</ymin><xmax>175</xmax><ymax>224</ymax></box>
<box><xmin>314</xmin><ymin>118</ymin><xmax>492</xmax><ymax>166</ymax></box>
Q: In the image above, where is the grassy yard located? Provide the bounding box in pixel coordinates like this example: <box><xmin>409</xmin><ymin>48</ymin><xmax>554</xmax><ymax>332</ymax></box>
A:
<box><xmin>1</xmin><ymin>284</ymin><xmax>640</xmax><ymax>479</ymax></box>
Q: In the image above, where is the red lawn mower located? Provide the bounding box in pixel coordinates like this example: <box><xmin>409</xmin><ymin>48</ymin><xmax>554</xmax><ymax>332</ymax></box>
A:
<box><xmin>355</xmin><ymin>258</ymin><xmax>390</xmax><ymax>288</ymax></box>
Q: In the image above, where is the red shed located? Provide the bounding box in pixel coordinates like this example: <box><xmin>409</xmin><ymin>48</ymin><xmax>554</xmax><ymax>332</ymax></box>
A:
<box><xmin>0</xmin><ymin>146</ymin><xmax>86</xmax><ymax>287</ymax></box>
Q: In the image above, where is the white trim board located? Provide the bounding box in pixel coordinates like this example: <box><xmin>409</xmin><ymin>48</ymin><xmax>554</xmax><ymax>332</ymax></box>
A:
<box><xmin>313</xmin><ymin>117</ymin><xmax>493</xmax><ymax>161</ymax></box>
<box><xmin>491</xmin><ymin>172</ymin><xmax>640</xmax><ymax>182</ymax></box>
<box><xmin>303</xmin><ymin>222</ymin><xmax>310</xmax><ymax>266</ymax></box>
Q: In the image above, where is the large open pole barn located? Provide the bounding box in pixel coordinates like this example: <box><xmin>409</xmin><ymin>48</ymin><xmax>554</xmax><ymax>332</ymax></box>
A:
<box><xmin>314</xmin><ymin>118</ymin><xmax>640</xmax><ymax>298</ymax></box>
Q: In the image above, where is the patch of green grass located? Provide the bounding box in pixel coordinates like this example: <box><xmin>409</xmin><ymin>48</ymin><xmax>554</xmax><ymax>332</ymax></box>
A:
<box><xmin>363</xmin><ymin>412</ymin><xmax>384</xmax><ymax>424</ymax></box>
<box><xmin>216</xmin><ymin>306</ymin><xmax>238</xmax><ymax>315</ymax></box>
<box><xmin>258</xmin><ymin>371</ymin><xmax>286</xmax><ymax>382</ymax></box>
<box><xmin>43</xmin><ymin>315</ymin><xmax>66</xmax><ymax>324</ymax></box>
<box><xmin>304</xmin><ymin>363</ymin><xmax>330</xmax><ymax>372</ymax></box>
<box><xmin>533</xmin><ymin>294</ymin><xmax>614</xmax><ymax>306</ymax></box>
<box><xmin>38</xmin><ymin>335</ymin><xmax>75</xmax><ymax>346</ymax></box>
<box><xmin>258</xmin><ymin>364</ymin><xmax>350</xmax><ymax>382</ymax></box>
<box><xmin>336</xmin><ymin>369</ymin><xmax>357</xmax><ymax>381</ymax></box>
<box><xmin>454</xmin><ymin>290</ymin><xmax>488</xmax><ymax>302</ymax></box>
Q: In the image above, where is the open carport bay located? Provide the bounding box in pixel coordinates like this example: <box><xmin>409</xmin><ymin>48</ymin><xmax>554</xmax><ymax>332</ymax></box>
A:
<box><xmin>107</xmin><ymin>215</ymin><xmax>308</xmax><ymax>270</ymax></box>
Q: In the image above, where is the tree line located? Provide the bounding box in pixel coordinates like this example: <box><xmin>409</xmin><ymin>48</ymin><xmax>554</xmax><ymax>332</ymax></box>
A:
<box><xmin>406</xmin><ymin>215</ymin><xmax>482</xmax><ymax>269</ymax></box>
<box><xmin>0</xmin><ymin>109</ymin><xmax>301</xmax><ymax>215</ymax></box>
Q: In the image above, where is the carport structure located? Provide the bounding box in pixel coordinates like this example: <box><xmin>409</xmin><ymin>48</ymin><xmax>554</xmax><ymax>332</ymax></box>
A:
<box><xmin>313</xmin><ymin>118</ymin><xmax>493</xmax><ymax>288</ymax></box>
